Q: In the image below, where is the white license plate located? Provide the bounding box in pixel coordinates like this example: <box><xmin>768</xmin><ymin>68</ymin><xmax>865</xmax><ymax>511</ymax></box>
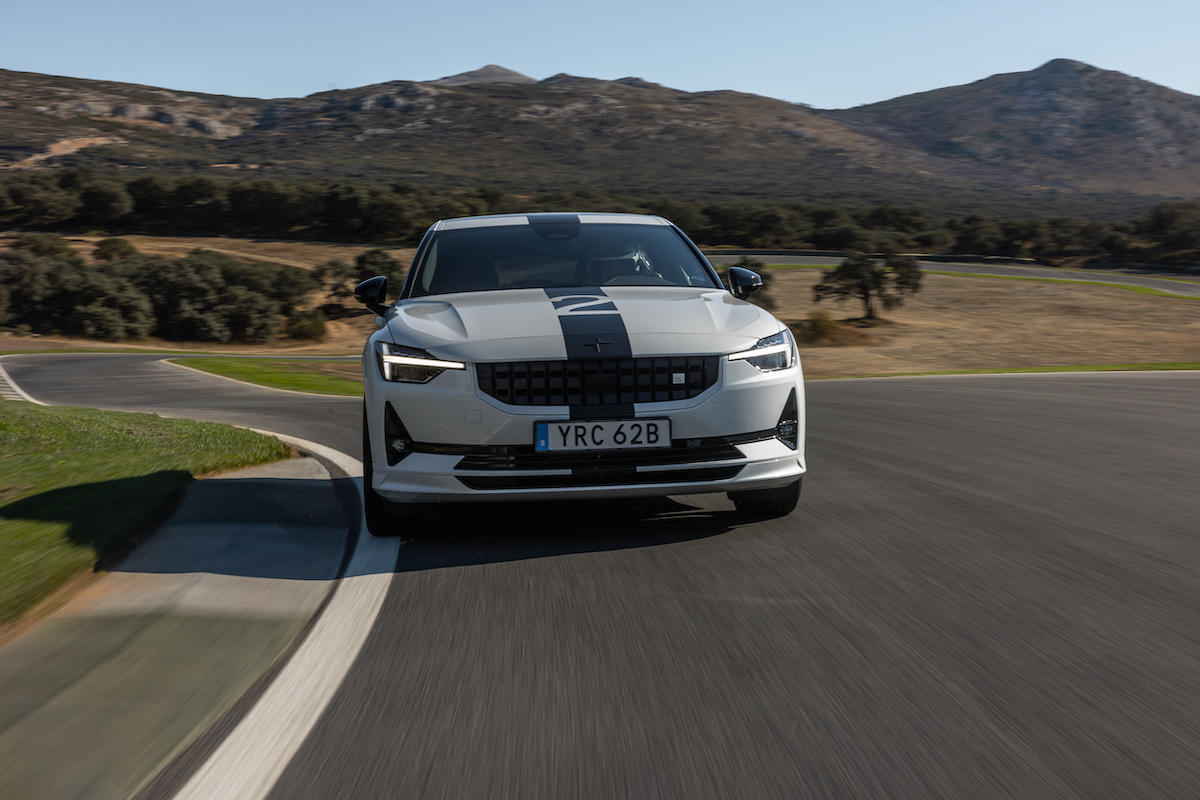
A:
<box><xmin>535</xmin><ymin>419</ymin><xmax>671</xmax><ymax>452</ymax></box>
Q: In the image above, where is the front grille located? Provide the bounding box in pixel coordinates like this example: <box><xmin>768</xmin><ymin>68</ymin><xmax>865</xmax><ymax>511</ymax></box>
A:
<box><xmin>476</xmin><ymin>357</ymin><xmax>720</xmax><ymax>407</ymax></box>
<box><xmin>457</xmin><ymin>465</ymin><xmax>743</xmax><ymax>490</ymax></box>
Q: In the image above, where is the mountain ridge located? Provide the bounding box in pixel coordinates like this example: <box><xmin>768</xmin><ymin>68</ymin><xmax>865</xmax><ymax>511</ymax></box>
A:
<box><xmin>838</xmin><ymin>58</ymin><xmax>1200</xmax><ymax>195</ymax></box>
<box><xmin>429</xmin><ymin>65</ymin><xmax>537</xmax><ymax>86</ymax></box>
<box><xmin>1</xmin><ymin>60</ymin><xmax>1197</xmax><ymax>214</ymax></box>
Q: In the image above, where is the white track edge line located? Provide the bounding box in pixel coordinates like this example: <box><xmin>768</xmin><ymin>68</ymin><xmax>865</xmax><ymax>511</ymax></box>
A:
<box><xmin>162</xmin><ymin>358</ymin><xmax>363</xmax><ymax>399</ymax></box>
<box><xmin>0</xmin><ymin>358</ymin><xmax>49</xmax><ymax>404</ymax></box>
<box><xmin>172</xmin><ymin>434</ymin><xmax>393</xmax><ymax>800</ymax></box>
<box><xmin>250</xmin><ymin>429</ymin><xmax>363</xmax><ymax>478</ymax></box>
<box><xmin>0</xmin><ymin>361</ymin><xmax>376</xmax><ymax>799</ymax></box>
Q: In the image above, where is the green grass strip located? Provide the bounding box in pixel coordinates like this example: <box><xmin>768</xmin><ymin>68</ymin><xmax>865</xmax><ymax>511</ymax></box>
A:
<box><xmin>1</xmin><ymin>347</ymin><xmax>361</xmax><ymax>356</ymax></box>
<box><xmin>0</xmin><ymin>402</ymin><xmax>291</xmax><ymax>623</ymax></box>
<box><xmin>0</xmin><ymin>347</ymin><xmax>248</xmax><ymax>356</ymax></box>
<box><xmin>764</xmin><ymin>263</ymin><xmax>1200</xmax><ymax>300</ymax></box>
<box><xmin>931</xmin><ymin>263</ymin><xmax>1200</xmax><ymax>285</ymax></box>
<box><xmin>811</xmin><ymin>363</ymin><xmax>1200</xmax><ymax>380</ymax></box>
<box><xmin>177</xmin><ymin>357</ymin><xmax>364</xmax><ymax>396</ymax></box>
<box><xmin>922</xmin><ymin>270</ymin><xmax>1200</xmax><ymax>300</ymax></box>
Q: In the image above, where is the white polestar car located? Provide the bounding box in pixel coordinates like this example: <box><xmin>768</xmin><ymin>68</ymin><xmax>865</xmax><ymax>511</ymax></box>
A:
<box><xmin>355</xmin><ymin>212</ymin><xmax>806</xmax><ymax>536</ymax></box>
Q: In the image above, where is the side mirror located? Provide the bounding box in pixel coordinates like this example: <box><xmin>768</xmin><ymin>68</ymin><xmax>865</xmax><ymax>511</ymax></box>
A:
<box><xmin>727</xmin><ymin>267</ymin><xmax>763</xmax><ymax>300</ymax></box>
<box><xmin>354</xmin><ymin>275</ymin><xmax>390</xmax><ymax>316</ymax></box>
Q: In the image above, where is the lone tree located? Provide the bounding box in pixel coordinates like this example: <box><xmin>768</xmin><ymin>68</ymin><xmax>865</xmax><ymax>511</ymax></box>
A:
<box><xmin>93</xmin><ymin>237</ymin><xmax>138</xmax><ymax>262</ymax></box>
<box><xmin>812</xmin><ymin>251</ymin><xmax>922</xmax><ymax>320</ymax></box>
<box><xmin>313</xmin><ymin>258</ymin><xmax>358</xmax><ymax>300</ymax></box>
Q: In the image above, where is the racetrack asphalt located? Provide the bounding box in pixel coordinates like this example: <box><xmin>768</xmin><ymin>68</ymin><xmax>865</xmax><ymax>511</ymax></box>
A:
<box><xmin>4</xmin><ymin>353</ymin><xmax>361</xmax><ymax>456</ymax></box>
<box><xmin>5</xmin><ymin>354</ymin><xmax>1200</xmax><ymax>799</ymax></box>
<box><xmin>0</xmin><ymin>457</ymin><xmax>347</xmax><ymax>800</ymax></box>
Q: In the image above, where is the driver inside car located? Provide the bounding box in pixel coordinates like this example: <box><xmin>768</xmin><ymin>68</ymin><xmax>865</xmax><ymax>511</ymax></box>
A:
<box><xmin>588</xmin><ymin>245</ymin><xmax>650</xmax><ymax>285</ymax></box>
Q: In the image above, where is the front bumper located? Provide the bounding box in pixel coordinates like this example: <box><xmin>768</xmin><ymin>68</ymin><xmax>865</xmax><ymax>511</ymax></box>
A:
<box><xmin>364</xmin><ymin>349</ymin><xmax>806</xmax><ymax>505</ymax></box>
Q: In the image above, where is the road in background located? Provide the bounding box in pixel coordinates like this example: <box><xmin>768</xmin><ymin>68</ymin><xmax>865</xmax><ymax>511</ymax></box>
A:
<box><xmin>705</xmin><ymin>254</ymin><xmax>1200</xmax><ymax>297</ymax></box>
<box><xmin>4</xmin><ymin>353</ymin><xmax>359</xmax><ymax>456</ymax></box>
<box><xmin>6</xmin><ymin>355</ymin><xmax>1200</xmax><ymax>798</ymax></box>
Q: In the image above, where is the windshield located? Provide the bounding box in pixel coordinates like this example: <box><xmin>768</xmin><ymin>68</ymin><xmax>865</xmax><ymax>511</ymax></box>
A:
<box><xmin>409</xmin><ymin>223</ymin><xmax>719</xmax><ymax>297</ymax></box>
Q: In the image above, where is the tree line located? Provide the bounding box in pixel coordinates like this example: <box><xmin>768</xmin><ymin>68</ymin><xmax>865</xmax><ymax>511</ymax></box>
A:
<box><xmin>0</xmin><ymin>233</ymin><xmax>926</xmax><ymax>343</ymax></box>
<box><xmin>0</xmin><ymin>233</ymin><xmax>405</xmax><ymax>342</ymax></box>
<box><xmin>2</xmin><ymin>168</ymin><xmax>1199</xmax><ymax>264</ymax></box>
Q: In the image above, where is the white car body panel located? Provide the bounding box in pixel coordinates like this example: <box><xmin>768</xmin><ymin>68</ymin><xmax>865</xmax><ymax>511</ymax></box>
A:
<box><xmin>363</xmin><ymin>212</ymin><xmax>806</xmax><ymax>506</ymax></box>
<box><xmin>436</xmin><ymin>213</ymin><xmax>667</xmax><ymax>231</ymax></box>
<box><xmin>382</xmin><ymin>286</ymin><xmax>776</xmax><ymax>363</ymax></box>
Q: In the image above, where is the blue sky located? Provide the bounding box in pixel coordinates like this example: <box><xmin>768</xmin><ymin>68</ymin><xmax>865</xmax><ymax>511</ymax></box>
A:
<box><xmin>7</xmin><ymin>0</ymin><xmax>1199</xmax><ymax>108</ymax></box>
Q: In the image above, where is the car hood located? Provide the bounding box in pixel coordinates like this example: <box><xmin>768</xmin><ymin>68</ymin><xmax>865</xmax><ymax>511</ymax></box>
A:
<box><xmin>384</xmin><ymin>286</ymin><xmax>782</xmax><ymax>362</ymax></box>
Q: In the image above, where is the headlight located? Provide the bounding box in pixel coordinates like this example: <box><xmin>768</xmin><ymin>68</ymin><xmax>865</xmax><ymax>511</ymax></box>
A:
<box><xmin>376</xmin><ymin>341</ymin><xmax>465</xmax><ymax>383</ymax></box>
<box><xmin>727</xmin><ymin>329</ymin><xmax>795</xmax><ymax>372</ymax></box>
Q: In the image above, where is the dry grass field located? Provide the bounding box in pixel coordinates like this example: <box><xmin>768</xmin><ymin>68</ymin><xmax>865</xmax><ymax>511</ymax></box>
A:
<box><xmin>771</xmin><ymin>269</ymin><xmax>1200</xmax><ymax>377</ymax></box>
<box><xmin>3</xmin><ymin>235</ymin><xmax>1198</xmax><ymax>376</ymax></box>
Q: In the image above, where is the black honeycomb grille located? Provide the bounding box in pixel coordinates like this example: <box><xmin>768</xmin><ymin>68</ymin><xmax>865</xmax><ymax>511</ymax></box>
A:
<box><xmin>475</xmin><ymin>357</ymin><xmax>720</xmax><ymax>407</ymax></box>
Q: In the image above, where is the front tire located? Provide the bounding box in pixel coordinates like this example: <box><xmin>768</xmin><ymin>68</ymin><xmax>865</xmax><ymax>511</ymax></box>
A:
<box><xmin>730</xmin><ymin>478</ymin><xmax>802</xmax><ymax>518</ymax></box>
<box><xmin>363</xmin><ymin>409</ymin><xmax>401</xmax><ymax>537</ymax></box>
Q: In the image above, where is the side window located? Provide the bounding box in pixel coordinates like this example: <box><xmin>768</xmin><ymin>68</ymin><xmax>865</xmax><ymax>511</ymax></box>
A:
<box><xmin>419</xmin><ymin>240</ymin><xmax>439</xmax><ymax>294</ymax></box>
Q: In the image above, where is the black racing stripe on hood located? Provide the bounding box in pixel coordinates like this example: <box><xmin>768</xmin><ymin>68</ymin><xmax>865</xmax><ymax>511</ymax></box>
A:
<box><xmin>558</xmin><ymin>314</ymin><xmax>633</xmax><ymax>359</ymax></box>
<box><xmin>526</xmin><ymin>213</ymin><xmax>581</xmax><ymax>225</ymax></box>
<box><xmin>554</xmin><ymin>298</ymin><xmax>617</xmax><ymax>311</ymax></box>
<box><xmin>544</xmin><ymin>287</ymin><xmax>635</xmax><ymax>420</ymax></box>
<box><xmin>543</xmin><ymin>286</ymin><xmax>603</xmax><ymax>298</ymax></box>
<box><xmin>544</xmin><ymin>287</ymin><xmax>633</xmax><ymax>359</ymax></box>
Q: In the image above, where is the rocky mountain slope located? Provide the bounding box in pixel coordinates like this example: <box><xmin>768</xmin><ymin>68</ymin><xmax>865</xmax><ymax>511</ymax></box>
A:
<box><xmin>0</xmin><ymin>61</ymin><xmax>1196</xmax><ymax>213</ymax></box>
<box><xmin>838</xmin><ymin>59</ymin><xmax>1200</xmax><ymax>196</ymax></box>
<box><xmin>0</xmin><ymin>70</ymin><xmax>262</xmax><ymax>156</ymax></box>
<box><xmin>429</xmin><ymin>65</ymin><xmax>537</xmax><ymax>86</ymax></box>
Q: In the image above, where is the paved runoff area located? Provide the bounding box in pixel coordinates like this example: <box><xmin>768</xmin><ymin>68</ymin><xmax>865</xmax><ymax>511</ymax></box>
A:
<box><xmin>0</xmin><ymin>457</ymin><xmax>349</xmax><ymax>800</ymax></box>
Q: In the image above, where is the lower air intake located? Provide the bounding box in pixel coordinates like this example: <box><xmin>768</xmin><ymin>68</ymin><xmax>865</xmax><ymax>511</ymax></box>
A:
<box><xmin>457</xmin><ymin>465</ymin><xmax>743</xmax><ymax>490</ymax></box>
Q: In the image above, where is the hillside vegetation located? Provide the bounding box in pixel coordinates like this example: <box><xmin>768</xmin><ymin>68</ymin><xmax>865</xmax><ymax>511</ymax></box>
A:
<box><xmin>2</xmin><ymin>166</ymin><xmax>1197</xmax><ymax>261</ymax></box>
<box><xmin>2</xmin><ymin>174</ymin><xmax>1199</xmax><ymax>346</ymax></box>
<box><xmin>0</xmin><ymin>228</ymin><xmax>412</xmax><ymax>343</ymax></box>
<box><xmin>2</xmin><ymin>61</ymin><xmax>1198</xmax><ymax>215</ymax></box>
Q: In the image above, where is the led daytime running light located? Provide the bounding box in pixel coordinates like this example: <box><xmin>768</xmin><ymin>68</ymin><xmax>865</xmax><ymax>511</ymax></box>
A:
<box><xmin>381</xmin><ymin>354</ymin><xmax>465</xmax><ymax>370</ymax></box>
<box><xmin>727</xmin><ymin>342</ymin><xmax>791</xmax><ymax>362</ymax></box>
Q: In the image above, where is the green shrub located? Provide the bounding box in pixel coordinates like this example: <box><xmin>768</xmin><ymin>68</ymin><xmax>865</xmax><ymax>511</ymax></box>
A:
<box><xmin>288</xmin><ymin>309</ymin><xmax>327</xmax><ymax>340</ymax></box>
<box><xmin>93</xmin><ymin>237</ymin><xmax>138</xmax><ymax>262</ymax></box>
<box><xmin>12</xmin><ymin>232</ymin><xmax>78</xmax><ymax>260</ymax></box>
<box><xmin>78</xmin><ymin>181</ymin><xmax>134</xmax><ymax>225</ymax></box>
<box><xmin>806</xmin><ymin>309</ymin><xmax>840</xmax><ymax>340</ymax></box>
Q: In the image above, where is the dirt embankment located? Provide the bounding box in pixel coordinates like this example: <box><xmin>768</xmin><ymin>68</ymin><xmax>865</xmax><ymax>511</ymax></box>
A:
<box><xmin>19</xmin><ymin>137</ymin><xmax>124</xmax><ymax>164</ymax></box>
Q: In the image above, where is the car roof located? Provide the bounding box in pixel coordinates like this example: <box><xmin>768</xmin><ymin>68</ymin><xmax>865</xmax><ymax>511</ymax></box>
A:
<box><xmin>434</xmin><ymin>212</ymin><xmax>671</xmax><ymax>231</ymax></box>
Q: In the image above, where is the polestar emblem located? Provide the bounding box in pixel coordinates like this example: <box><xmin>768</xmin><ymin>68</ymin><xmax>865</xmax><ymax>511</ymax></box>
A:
<box><xmin>585</xmin><ymin>337</ymin><xmax>611</xmax><ymax>351</ymax></box>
